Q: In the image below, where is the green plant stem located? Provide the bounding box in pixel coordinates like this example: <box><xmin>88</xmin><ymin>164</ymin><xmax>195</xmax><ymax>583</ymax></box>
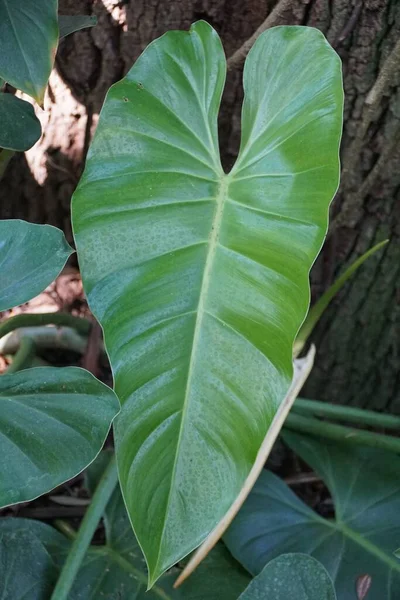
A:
<box><xmin>0</xmin><ymin>312</ymin><xmax>91</xmax><ymax>341</ymax></box>
<box><xmin>294</xmin><ymin>398</ymin><xmax>400</xmax><ymax>430</ymax></box>
<box><xmin>54</xmin><ymin>519</ymin><xmax>78</xmax><ymax>541</ymax></box>
<box><xmin>284</xmin><ymin>413</ymin><xmax>400</xmax><ymax>454</ymax></box>
<box><xmin>6</xmin><ymin>337</ymin><xmax>36</xmax><ymax>373</ymax></box>
<box><xmin>50</xmin><ymin>454</ymin><xmax>118</xmax><ymax>600</ymax></box>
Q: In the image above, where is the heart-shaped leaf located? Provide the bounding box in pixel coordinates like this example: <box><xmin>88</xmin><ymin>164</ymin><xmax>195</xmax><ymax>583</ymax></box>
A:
<box><xmin>224</xmin><ymin>433</ymin><xmax>400</xmax><ymax>600</ymax></box>
<box><xmin>58</xmin><ymin>15</ymin><xmax>97</xmax><ymax>39</ymax></box>
<box><xmin>0</xmin><ymin>478</ymin><xmax>249</xmax><ymax>599</ymax></box>
<box><xmin>239</xmin><ymin>553</ymin><xmax>336</xmax><ymax>600</ymax></box>
<box><xmin>0</xmin><ymin>367</ymin><xmax>119</xmax><ymax>507</ymax></box>
<box><xmin>0</xmin><ymin>220</ymin><xmax>73</xmax><ymax>311</ymax></box>
<box><xmin>0</xmin><ymin>93</ymin><xmax>41</xmax><ymax>151</ymax></box>
<box><xmin>72</xmin><ymin>21</ymin><xmax>343</xmax><ymax>584</ymax></box>
<box><xmin>0</xmin><ymin>0</ymin><xmax>58</xmax><ymax>104</ymax></box>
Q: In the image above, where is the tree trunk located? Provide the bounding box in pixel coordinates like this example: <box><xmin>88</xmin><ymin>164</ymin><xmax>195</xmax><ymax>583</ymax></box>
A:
<box><xmin>1</xmin><ymin>0</ymin><xmax>399</xmax><ymax>411</ymax></box>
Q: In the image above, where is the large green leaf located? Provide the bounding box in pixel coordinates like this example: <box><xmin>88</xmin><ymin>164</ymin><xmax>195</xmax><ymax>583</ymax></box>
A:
<box><xmin>224</xmin><ymin>434</ymin><xmax>400</xmax><ymax>599</ymax></box>
<box><xmin>0</xmin><ymin>481</ymin><xmax>249</xmax><ymax>599</ymax></box>
<box><xmin>0</xmin><ymin>367</ymin><xmax>119</xmax><ymax>507</ymax></box>
<box><xmin>72</xmin><ymin>22</ymin><xmax>343</xmax><ymax>584</ymax></box>
<box><xmin>239</xmin><ymin>554</ymin><xmax>336</xmax><ymax>600</ymax></box>
<box><xmin>0</xmin><ymin>0</ymin><xmax>58</xmax><ymax>104</ymax></box>
<box><xmin>0</xmin><ymin>93</ymin><xmax>42</xmax><ymax>151</ymax></box>
<box><xmin>0</xmin><ymin>220</ymin><xmax>73</xmax><ymax>311</ymax></box>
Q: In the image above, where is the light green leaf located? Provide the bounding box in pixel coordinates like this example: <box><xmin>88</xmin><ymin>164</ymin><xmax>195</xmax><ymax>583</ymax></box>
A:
<box><xmin>0</xmin><ymin>0</ymin><xmax>58</xmax><ymax>104</ymax></box>
<box><xmin>0</xmin><ymin>367</ymin><xmax>120</xmax><ymax>508</ymax></box>
<box><xmin>58</xmin><ymin>15</ymin><xmax>97</xmax><ymax>39</ymax></box>
<box><xmin>225</xmin><ymin>434</ymin><xmax>400</xmax><ymax>599</ymax></box>
<box><xmin>72</xmin><ymin>21</ymin><xmax>343</xmax><ymax>584</ymax></box>
<box><xmin>0</xmin><ymin>93</ymin><xmax>41</xmax><ymax>151</ymax></box>
<box><xmin>239</xmin><ymin>553</ymin><xmax>336</xmax><ymax>600</ymax></box>
<box><xmin>294</xmin><ymin>238</ymin><xmax>389</xmax><ymax>356</ymax></box>
<box><xmin>0</xmin><ymin>478</ymin><xmax>249</xmax><ymax>599</ymax></box>
<box><xmin>0</xmin><ymin>220</ymin><xmax>73</xmax><ymax>311</ymax></box>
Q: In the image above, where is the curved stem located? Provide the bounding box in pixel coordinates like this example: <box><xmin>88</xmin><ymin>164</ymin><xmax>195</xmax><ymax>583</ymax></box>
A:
<box><xmin>294</xmin><ymin>398</ymin><xmax>400</xmax><ymax>430</ymax></box>
<box><xmin>6</xmin><ymin>337</ymin><xmax>36</xmax><ymax>373</ymax></box>
<box><xmin>284</xmin><ymin>413</ymin><xmax>400</xmax><ymax>454</ymax></box>
<box><xmin>0</xmin><ymin>312</ymin><xmax>91</xmax><ymax>341</ymax></box>
<box><xmin>50</xmin><ymin>454</ymin><xmax>118</xmax><ymax>600</ymax></box>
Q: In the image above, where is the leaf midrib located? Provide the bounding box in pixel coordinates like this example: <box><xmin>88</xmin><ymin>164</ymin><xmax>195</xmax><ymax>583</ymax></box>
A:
<box><xmin>153</xmin><ymin>170</ymin><xmax>229</xmax><ymax>574</ymax></box>
<box><xmin>310</xmin><ymin>513</ymin><xmax>400</xmax><ymax>575</ymax></box>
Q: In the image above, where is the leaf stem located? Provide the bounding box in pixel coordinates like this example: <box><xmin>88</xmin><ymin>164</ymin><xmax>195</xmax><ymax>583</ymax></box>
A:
<box><xmin>54</xmin><ymin>519</ymin><xmax>78</xmax><ymax>541</ymax></box>
<box><xmin>0</xmin><ymin>312</ymin><xmax>91</xmax><ymax>341</ymax></box>
<box><xmin>6</xmin><ymin>337</ymin><xmax>36</xmax><ymax>372</ymax></box>
<box><xmin>50</xmin><ymin>453</ymin><xmax>118</xmax><ymax>600</ymax></box>
<box><xmin>284</xmin><ymin>413</ymin><xmax>400</xmax><ymax>454</ymax></box>
<box><xmin>293</xmin><ymin>398</ymin><xmax>400</xmax><ymax>430</ymax></box>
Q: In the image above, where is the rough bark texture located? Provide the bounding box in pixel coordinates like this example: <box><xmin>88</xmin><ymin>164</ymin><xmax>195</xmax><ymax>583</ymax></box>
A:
<box><xmin>1</xmin><ymin>0</ymin><xmax>399</xmax><ymax>411</ymax></box>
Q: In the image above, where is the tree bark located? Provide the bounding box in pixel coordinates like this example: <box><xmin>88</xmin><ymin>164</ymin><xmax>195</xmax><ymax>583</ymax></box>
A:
<box><xmin>1</xmin><ymin>0</ymin><xmax>399</xmax><ymax>411</ymax></box>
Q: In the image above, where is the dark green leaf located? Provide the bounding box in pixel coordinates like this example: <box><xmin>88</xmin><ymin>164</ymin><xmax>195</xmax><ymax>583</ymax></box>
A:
<box><xmin>72</xmin><ymin>21</ymin><xmax>343</xmax><ymax>584</ymax></box>
<box><xmin>0</xmin><ymin>93</ymin><xmax>41</xmax><ymax>151</ymax></box>
<box><xmin>225</xmin><ymin>434</ymin><xmax>400</xmax><ymax>599</ymax></box>
<box><xmin>0</xmin><ymin>220</ymin><xmax>73</xmax><ymax>311</ymax></box>
<box><xmin>0</xmin><ymin>367</ymin><xmax>120</xmax><ymax>508</ymax></box>
<box><xmin>58</xmin><ymin>15</ymin><xmax>97</xmax><ymax>39</ymax></box>
<box><xmin>0</xmin><ymin>0</ymin><xmax>58</xmax><ymax>104</ymax></box>
<box><xmin>0</xmin><ymin>518</ymin><xmax>69</xmax><ymax>600</ymax></box>
<box><xmin>239</xmin><ymin>554</ymin><xmax>336</xmax><ymax>599</ymax></box>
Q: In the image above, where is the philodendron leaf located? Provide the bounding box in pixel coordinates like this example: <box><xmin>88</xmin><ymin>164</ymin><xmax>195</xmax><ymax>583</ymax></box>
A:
<box><xmin>0</xmin><ymin>0</ymin><xmax>58</xmax><ymax>104</ymax></box>
<box><xmin>0</xmin><ymin>93</ymin><xmax>42</xmax><ymax>151</ymax></box>
<box><xmin>0</xmin><ymin>367</ymin><xmax>119</xmax><ymax>508</ymax></box>
<box><xmin>224</xmin><ymin>434</ymin><xmax>400</xmax><ymax>600</ymax></box>
<box><xmin>0</xmin><ymin>220</ymin><xmax>73</xmax><ymax>311</ymax></box>
<box><xmin>239</xmin><ymin>553</ymin><xmax>336</xmax><ymax>600</ymax></box>
<box><xmin>0</xmin><ymin>475</ymin><xmax>249</xmax><ymax>599</ymax></box>
<box><xmin>58</xmin><ymin>15</ymin><xmax>97</xmax><ymax>39</ymax></box>
<box><xmin>72</xmin><ymin>21</ymin><xmax>343</xmax><ymax>584</ymax></box>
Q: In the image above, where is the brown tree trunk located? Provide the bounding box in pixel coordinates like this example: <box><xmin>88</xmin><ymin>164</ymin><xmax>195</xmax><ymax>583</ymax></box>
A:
<box><xmin>1</xmin><ymin>0</ymin><xmax>399</xmax><ymax>411</ymax></box>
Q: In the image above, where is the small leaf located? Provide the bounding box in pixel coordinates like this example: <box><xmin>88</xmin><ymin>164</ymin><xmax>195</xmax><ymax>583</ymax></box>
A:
<box><xmin>0</xmin><ymin>0</ymin><xmax>58</xmax><ymax>103</ymax></box>
<box><xmin>0</xmin><ymin>367</ymin><xmax>120</xmax><ymax>507</ymax></box>
<box><xmin>58</xmin><ymin>15</ymin><xmax>97</xmax><ymax>39</ymax></box>
<box><xmin>225</xmin><ymin>434</ymin><xmax>400</xmax><ymax>599</ymax></box>
<box><xmin>239</xmin><ymin>554</ymin><xmax>336</xmax><ymax>600</ymax></box>
<box><xmin>0</xmin><ymin>93</ymin><xmax>41</xmax><ymax>151</ymax></box>
<box><xmin>294</xmin><ymin>239</ymin><xmax>388</xmax><ymax>356</ymax></box>
<box><xmin>72</xmin><ymin>22</ymin><xmax>343</xmax><ymax>585</ymax></box>
<box><xmin>0</xmin><ymin>220</ymin><xmax>73</xmax><ymax>311</ymax></box>
<box><xmin>356</xmin><ymin>574</ymin><xmax>372</xmax><ymax>600</ymax></box>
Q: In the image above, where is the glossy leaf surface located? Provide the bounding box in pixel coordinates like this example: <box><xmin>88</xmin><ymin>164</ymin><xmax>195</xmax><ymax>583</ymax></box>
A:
<box><xmin>0</xmin><ymin>367</ymin><xmax>119</xmax><ymax>507</ymax></box>
<box><xmin>225</xmin><ymin>434</ymin><xmax>400</xmax><ymax>600</ymax></box>
<box><xmin>0</xmin><ymin>220</ymin><xmax>73</xmax><ymax>311</ymax></box>
<box><xmin>0</xmin><ymin>0</ymin><xmax>58</xmax><ymax>103</ymax></box>
<box><xmin>0</xmin><ymin>483</ymin><xmax>249</xmax><ymax>599</ymax></box>
<box><xmin>239</xmin><ymin>554</ymin><xmax>336</xmax><ymax>600</ymax></box>
<box><xmin>73</xmin><ymin>22</ymin><xmax>343</xmax><ymax>583</ymax></box>
<box><xmin>0</xmin><ymin>93</ymin><xmax>41</xmax><ymax>151</ymax></box>
<box><xmin>58</xmin><ymin>15</ymin><xmax>97</xmax><ymax>39</ymax></box>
